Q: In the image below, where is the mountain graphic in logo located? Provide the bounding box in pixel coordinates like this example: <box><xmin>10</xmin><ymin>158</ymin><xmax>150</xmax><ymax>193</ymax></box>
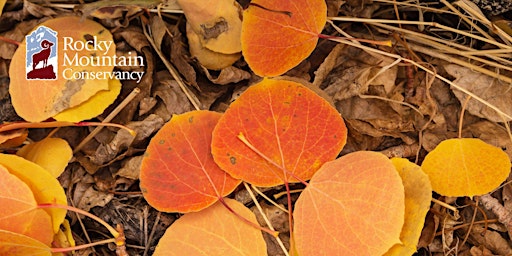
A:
<box><xmin>26</xmin><ymin>26</ymin><xmax>57</xmax><ymax>80</ymax></box>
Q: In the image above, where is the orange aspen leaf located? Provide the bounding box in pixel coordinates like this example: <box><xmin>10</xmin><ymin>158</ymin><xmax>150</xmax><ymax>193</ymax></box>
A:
<box><xmin>0</xmin><ymin>230</ymin><xmax>51</xmax><ymax>256</ymax></box>
<box><xmin>0</xmin><ymin>164</ymin><xmax>53</xmax><ymax>246</ymax></box>
<box><xmin>211</xmin><ymin>78</ymin><xmax>346</xmax><ymax>187</ymax></box>
<box><xmin>140</xmin><ymin>110</ymin><xmax>241</xmax><ymax>213</ymax></box>
<box><xmin>153</xmin><ymin>198</ymin><xmax>267</xmax><ymax>256</ymax></box>
<box><xmin>241</xmin><ymin>0</ymin><xmax>326</xmax><ymax>77</ymax></box>
<box><xmin>294</xmin><ymin>151</ymin><xmax>405</xmax><ymax>256</ymax></box>
<box><xmin>0</xmin><ymin>154</ymin><xmax>67</xmax><ymax>233</ymax></box>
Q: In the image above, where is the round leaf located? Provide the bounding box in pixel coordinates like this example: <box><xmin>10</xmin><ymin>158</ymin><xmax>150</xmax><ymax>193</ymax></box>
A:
<box><xmin>421</xmin><ymin>138</ymin><xmax>511</xmax><ymax>197</ymax></box>
<box><xmin>384</xmin><ymin>158</ymin><xmax>432</xmax><ymax>256</ymax></box>
<box><xmin>9</xmin><ymin>16</ymin><xmax>115</xmax><ymax>122</ymax></box>
<box><xmin>153</xmin><ymin>198</ymin><xmax>267</xmax><ymax>256</ymax></box>
<box><xmin>140</xmin><ymin>110</ymin><xmax>241</xmax><ymax>213</ymax></box>
<box><xmin>294</xmin><ymin>151</ymin><xmax>405</xmax><ymax>256</ymax></box>
<box><xmin>241</xmin><ymin>0</ymin><xmax>326</xmax><ymax>76</ymax></box>
<box><xmin>16</xmin><ymin>137</ymin><xmax>72</xmax><ymax>178</ymax></box>
<box><xmin>0</xmin><ymin>154</ymin><xmax>67</xmax><ymax>233</ymax></box>
<box><xmin>211</xmin><ymin>78</ymin><xmax>347</xmax><ymax>187</ymax></box>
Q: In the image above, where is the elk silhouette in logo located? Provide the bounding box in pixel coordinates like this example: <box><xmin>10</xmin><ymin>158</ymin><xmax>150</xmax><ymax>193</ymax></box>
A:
<box><xmin>27</xmin><ymin>39</ymin><xmax>56</xmax><ymax>79</ymax></box>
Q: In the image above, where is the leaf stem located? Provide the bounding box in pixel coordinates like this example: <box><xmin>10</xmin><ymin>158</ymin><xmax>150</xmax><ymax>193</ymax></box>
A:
<box><xmin>0</xmin><ymin>121</ymin><xmax>135</xmax><ymax>136</ymax></box>
<box><xmin>217</xmin><ymin>197</ymin><xmax>279</xmax><ymax>237</ymax></box>
<box><xmin>37</xmin><ymin>203</ymin><xmax>120</xmax><ymax>238</ymax></box>
<box><xmin>50</xmin><ymin>238</ymin><xmax>116</xmax><ymax>253</ymax></box>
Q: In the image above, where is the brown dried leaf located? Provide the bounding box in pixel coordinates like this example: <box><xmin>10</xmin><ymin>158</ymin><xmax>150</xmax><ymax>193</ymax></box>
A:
<box><xmin>203</xmin><ymin>66</ymin><xmax>250</xmax><ymax>85</ymax></box>
<box><xmin>90</xmin><ymin>114</ymin><xmax>164</xmax><ymax>165</ymax></box>
<box><xmin>445</xmin><ymin>64</ymin><xmax>512</xmax><ymax>122</ymax></box>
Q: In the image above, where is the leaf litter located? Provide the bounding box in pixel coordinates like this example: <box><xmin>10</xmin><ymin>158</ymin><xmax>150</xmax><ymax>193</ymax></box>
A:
<box><xmin>1</xmin><ymin>0</ymin><xmax>512</xmax><ymax>255</ymax></box>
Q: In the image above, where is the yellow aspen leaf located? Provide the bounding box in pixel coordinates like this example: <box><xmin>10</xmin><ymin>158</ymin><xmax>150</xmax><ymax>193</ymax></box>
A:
<box><xmin>16</xmin><ymin>138</ymin><xmax>72</xmax><ymax>178</ymax></box>
<box><xmin>384</xmin><ymin>158</ymin><xmax>432</xmax><ymax>256</ymax></box>
<box><xmin>153</xmin><ymin>198</ymin><xmax>267</xmax><ymax>256</ymax></box>
<box><xmin>9</xmin><ymin>16</ymin><xmax>115</xmax><ymax>122</ymax></box>
<box><xmin>0</xmin><ymin>164</ymin><xmax>53</xmax><ymax>246</ymax></box>
<box><xmin>0</xmin><ymin>0</ymin><xmax>6</xmax><ymax>16</ymax></box>
<box><xmin>421</xmin><ymin>138</ymin><xmax>511</xmax><ymax>197</ymax></box>
<box><xmin>177</xmin><ymin>0</ymin><xmax>242</xmax><ymax>54</ymax></box>
<box><xmin>0</xmin><ymin>154</ymin><xmax>67</xmax><ymax>233</ymax></box>
<box><xmin>53</xmin><ymin>78</ymin><xmax>122</xmax><ymax>122</ymax></box>
<box><xmin>0</xmin><ymin>230</ymin><xmax>51</xmax><ymax>256</ymax></box>
<box><xmin>294</xmin><ymin>151</ymin><xmax>405</xmax><ymax>256</ymax></box>
<box><xmin>186</xmin><ymin>23</ymin><xmax>241</xmax><ymax>70</ymax></box>
<box><xmin>52</xmin><ymin>219</ymin><xmax>75</xmax><ymax>250</ymax></box>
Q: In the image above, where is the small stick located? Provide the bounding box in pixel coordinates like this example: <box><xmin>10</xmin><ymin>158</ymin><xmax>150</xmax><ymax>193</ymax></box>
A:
<box><xmin>73</xmin><ymin>88</ymin><xmax>140</xmax><ymax>153</ymax></box>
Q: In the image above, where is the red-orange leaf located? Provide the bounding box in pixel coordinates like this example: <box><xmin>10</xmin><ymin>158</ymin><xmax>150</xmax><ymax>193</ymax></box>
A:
<box><xmin>140</xmin><ymin>110</ymin><xmax>241</xmax><ymax>213</ymax></box>
<box><xmin>211</xmin><ymin>78</ymin><xmax>347</xmax><ymax>187</ymax></box>
<box><xmin>153</xmin><ymin>198</ymin><xmax>267</xmax><ymax>256</ymax></box>
<box><xmin>0</xmin><ymin>164</ymin><xmax>53</xmax><ymax>246</ymax></box>
<box><xmin>241</xmin><ymin>0</ymin><xmax>326</xmax><ymax>77</ymax></box>
<box><xmin>294</xmin><ymin>151</ymin><xmax>405</xmax><ymax>256</ymax></box>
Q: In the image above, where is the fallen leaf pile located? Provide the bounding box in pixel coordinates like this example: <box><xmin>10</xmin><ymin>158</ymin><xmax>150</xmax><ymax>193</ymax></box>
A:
<box><xmin>1</xmin><ymin>0</ymin><xmax>511</xmax><ymax>255</ymax></box>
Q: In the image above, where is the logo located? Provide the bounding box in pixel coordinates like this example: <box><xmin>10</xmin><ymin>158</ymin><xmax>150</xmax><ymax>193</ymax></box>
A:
<box><xmin>26</xmin><ymin>26</ymin><xmax>58</xmax><ymax>80</ymax></box>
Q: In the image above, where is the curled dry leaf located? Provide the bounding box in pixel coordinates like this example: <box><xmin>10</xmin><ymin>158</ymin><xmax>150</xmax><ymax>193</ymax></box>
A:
<box><xmin>140</xmin><ymin>110</ymin><xmax>241</xmax><ymax>213</ymax></box>
<box><xmin>16</xmin><ymin>137</ymin><xmax>72</xmax><ymax>178</ymax></box>
<box><xmin>241</xmin><ymin>0</ymin><xmax>326</xmax><ymax>76</ymax></box>
<box><xmin>211</xmin><ymin>78</ymin><xmax>347</xmax><ymax>187</ymax></box>
<box><xmin>421</xmin><ymin>138</ymin><xmax>511</xmax><ymax>197</ymax></box>
<box><xmin>204</xmin><ymin>66</ymin><xmax>251</xmax><ymax>85</ymax></box>
<box><xmin>294</xmin><ymin>151</ymin><xmax>405</xmax><ymax>256</ymax></box>
<box><xmin>177</xmin><ymin>0</ymin><xmax>242</xmax><ymax>54</ymax></box>
<box><xmin>153</xmin><ymin>198</ymin><xmax>267</xmax><ymax>256</ymax></box>
<box><xmin>445</xmin><ymin>64</ymin><xmax>512</xmax><ymax>122</ymax></box>
<box><xmin>0</xmin><ymin>154</ymin><xmax>67</xmax><ymax>233</ymax></box>
<box><xmin>384</xmin><ymin>158</ymin><xmax>432</xmax><ymax>256</ymax></box>
<box><xmin>9</xmin><ymin>16</ymin><xmax>116</xmax><ymax>122</ymax></box>
<box><xmin>0</xmin><ymin>164</ymin><xmax>53</xmax><ymax>246</ymax></box>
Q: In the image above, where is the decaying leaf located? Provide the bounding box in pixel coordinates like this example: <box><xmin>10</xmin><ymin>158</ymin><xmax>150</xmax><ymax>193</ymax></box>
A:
<box><xmin>0</xmin><ymin>164</ymin><xmax>53</xmax><ymax>246</ymax></box>
<box><xmin>9</xmin><ymin>16</ymin><xmax>116</xmax><ymax>122</ymax></box>
<box><xmin>211</xmin><ymin>78</ymin><xmax>347</xmax><ymax>187</ymax></box>
<box><xmin>52</xmin><ymin>78</ymin><xmax>122</xmax><ymax>122</ymax></box>
<box><xmin>186</xmin><ymin>23</ymin><xmax>241</xmax><ymax>70</ymax></box>
<box><xmin>140</xmin><ymin>110</ymin><xmax>241</xmax><ymax>213</ymax></box>
<box><xmin>241</xmin><ymin>0</ymin><xmax>327</xmax><ymax>76</ymax></box>
<box><xmin>177</xmin><ymin>0</ymin><xmax>242</xmax><ymax>54</ymax></box>
<box><xmin>384</xmin><ymin>158</ymin><xmax>432</xmax><ymax>256</ymax></box>
<box><xmin>294</xmin><ymin>151</ymin><xmax>405</xmax><ymax>256</ymax></box>
<box><xmin>153</xmin><ymin>198</ymin><xmax>267</xmax><ymax>256</ymax></box>
<box><xmin>16</xmin><ymin>137</ymin><xmax>72</xmax><ymax>178</ymax></box>
<box><xmin>421</xmin><ymin>138</ymin><xmax>511</xmax><ymax>197</ymax></box>
<box><xmin>445</xmin><ymin>64</ymin><xmax>512</xmax><ymax>122</ymax></box>
<box><xmin>0</xmin><ymin>154</ymin><xmax>67</xmax><ymax>233</ymax></box>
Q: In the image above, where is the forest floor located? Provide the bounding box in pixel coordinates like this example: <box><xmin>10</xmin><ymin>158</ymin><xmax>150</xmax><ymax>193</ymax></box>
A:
<box><xmin>1</xmin><ymin>0</ymin><xmax>512</xmax><ymax>255</ymax></box>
